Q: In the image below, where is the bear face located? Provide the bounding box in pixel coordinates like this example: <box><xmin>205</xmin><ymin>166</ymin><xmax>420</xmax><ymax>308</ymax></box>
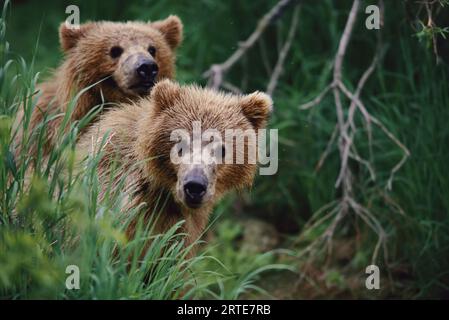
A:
<box><xmin>136</xmin><ymin>80</ymin><xmax>273</xmax><ymax>212</ymax></box>
<box><xmin>59</xmin><ymin>15</ymin><xmax>182</xmax><ymax>99</ymax></box>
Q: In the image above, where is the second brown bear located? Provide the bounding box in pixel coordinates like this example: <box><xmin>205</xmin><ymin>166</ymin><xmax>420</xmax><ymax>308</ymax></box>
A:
<box><xmin>16</xmin><ymin>15</ymin><xmax>182</xmax><ymax>156</ymax></box>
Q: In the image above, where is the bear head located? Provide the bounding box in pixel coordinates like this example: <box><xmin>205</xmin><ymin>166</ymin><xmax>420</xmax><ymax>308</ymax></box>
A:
<box><xmin>137</xmin><ymin>80</ymin><xmax>273</xmax><ymax>211</ymax></box>
<box><xmin>59</xmin><ymin>16</ymin><xmax>182</xmax><ymax>99</ymax></box>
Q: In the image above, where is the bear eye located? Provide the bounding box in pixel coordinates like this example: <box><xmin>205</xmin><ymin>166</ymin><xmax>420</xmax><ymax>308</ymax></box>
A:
<box><xmin>148</xmin><ymin>45</ymin><xmax>156</xmax><ymax>57</ymax></box>
<box><xmin>110</xmin><ymin>46</ymin><xmax>123</xmax><ymax>59</ymax></box>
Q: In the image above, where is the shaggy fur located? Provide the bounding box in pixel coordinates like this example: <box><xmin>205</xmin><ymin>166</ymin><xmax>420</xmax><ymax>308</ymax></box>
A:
<box><xmin>77</xmin><ymin>80</ymin><xmax>272</xmax><ymax>250</ymax></box>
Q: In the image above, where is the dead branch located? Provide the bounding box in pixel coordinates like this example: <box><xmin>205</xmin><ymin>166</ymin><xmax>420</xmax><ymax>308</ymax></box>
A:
<box><xmin>296</xmin><ymin>0</ymin><xmax>407</xmax><ymax>265</ymax></box>
<box><xmin>424</xmin><ymin>0</ymin><xmax>441</xmax><ymax>64</ymax></box>
<box><xmin>333</xmin><ymin>0</ymin><xmax>360</xmax><ymax>84</ymax></box>
<box><xmin>299</xmin><ymin>84</ymin><xmax>333</xmax><ymax>110</ymax></box>
<box><xmin>315</xmin><ymin>123</ymin><xmax>338</xmax><ymax>171</ymax></box>
<box><xmin>266</xmin><ymin>6</ymin><xmax>300</xmax><ymax>95</ymax></box>
<box><xmin>203</xmin><ymin>0</ymin><xmax>299</xmax><ymax>90</ymax></box>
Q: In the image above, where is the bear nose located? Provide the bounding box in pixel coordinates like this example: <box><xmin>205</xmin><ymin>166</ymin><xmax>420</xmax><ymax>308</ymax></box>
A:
<box><xmin>184</xmin><ymin>177</ymin><xmax>207</xmax><ymax>208</ymax></box>
<box><xmin>136</xmin><ymin>60</ymin><xmax>158</xmax><ymax>82</ymax></box>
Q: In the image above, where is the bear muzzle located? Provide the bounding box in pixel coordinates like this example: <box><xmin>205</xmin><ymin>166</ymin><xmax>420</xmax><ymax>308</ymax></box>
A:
<box><xmin>183</xmin><ymin>171</ymin><xmax>208</xmax><ymax>209</ymax></box>
<box><xmin>136</xmin><ymin>60</ymin><xmax>158</xmax><ymax>83</ymax></box>
<box><xmin>126</xmin><ymin>55</ymin><xmax>159</xmax><ymax>94</ymax></box>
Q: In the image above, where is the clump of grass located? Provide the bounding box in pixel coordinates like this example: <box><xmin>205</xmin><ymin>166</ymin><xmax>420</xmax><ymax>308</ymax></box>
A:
<box><xmin>193</xmin><ymin>219</ymin><xmax>295</xmax><ymax>299</ymax></box>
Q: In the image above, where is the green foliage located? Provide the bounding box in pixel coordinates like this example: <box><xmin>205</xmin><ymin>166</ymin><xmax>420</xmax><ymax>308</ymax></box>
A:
<box><xmin>194</xmin><ymin>220</ymin><xmax>294</xmax><ymax>299</ymax></box>
<box><xmin>415</xmin><ymin>21</ymin><xmax>449</xmax><ymax>48</ymax></box>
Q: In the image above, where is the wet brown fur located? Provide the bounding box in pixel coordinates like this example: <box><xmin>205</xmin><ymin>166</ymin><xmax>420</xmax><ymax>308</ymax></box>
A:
<box><xmin>77</xmin><ymin>80</ymin><xmax>272</xmax><ymax>252</ymax></box>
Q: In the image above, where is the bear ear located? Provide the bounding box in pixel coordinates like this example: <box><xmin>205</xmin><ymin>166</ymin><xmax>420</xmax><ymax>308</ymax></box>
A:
<box><xmin>239</xmin><ymin>92</ymin><xmax>273</xmax><ymax>129</ymax></box>
<box><xmin>150</xmin><ymin>15</ymin><xmax>183</xmax><ymax>50</ymax></box>
<box><xmin>59</xmin><ymin>22</ymin><xmax>95</xmax><ymax>52</ymax></box>
<box><xmin>150</xmin><ymin>79</ymin><xmax>181</xmax><ymax>113</ymax></box>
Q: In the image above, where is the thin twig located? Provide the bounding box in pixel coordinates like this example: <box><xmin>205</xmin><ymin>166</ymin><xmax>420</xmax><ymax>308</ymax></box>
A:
<box><xmin>203</xmin><ymin>0</ymin><xmax>299</xmax><ymax>90</ymax></box>
<box><xmin>267</xmin><ymin>6</ymin><xmax>300</xmax><ymax>95</ymax></box>
<box><xmin>298</xmin><ymin>83</ymin><xmax>333</xmax><ymax>110</ymax></box>
<box><xmin>424</xmin><ymin>0</ymin><xmax>440</xmax><ymax>64</ymax></box>
<box><xmin>338</xmin><ymin>83</ymin><xmax>411</xmax><ymax>190</ymax></box>
<box><xmin>333</xmin><ymin>0</ymin><xmax>360</xmax><ymax>83</ymax></box>
<box><xmin>315</xmin><ymin>123</ymin><xmax>338</xmax><ymax>172</ymax></box>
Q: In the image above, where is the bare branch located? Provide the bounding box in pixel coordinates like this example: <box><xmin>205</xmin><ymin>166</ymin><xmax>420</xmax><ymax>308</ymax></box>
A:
<box><xmin>333</xmin><ymin>0</ymin><xmax>361</xmax><ymax>82</ymax></box>
<box><xmin>315</xmin><ymin>123</ymin><xmax>338</xmax><ymax>172</ymax></box>
<box><xmin>298</xmin><ymin>83</ymin><xmax>333</xmax><ymax>110</ymax></box>
<box><xmin>203</xmin><ymin>0</ymin><xmax>299</xmax><ymax>90</ymax></box>
<box><xmin>338</xmin><ymin>82</ymin><xmax>411</xmax><ymax>190</ymax></box>
<box><xmin>424</xmin><ymin>0</ymin><xmax>441</xmax><ymax>64</ymax></box>
<box><xmin>267</xmin><ymin>6</ymin><xmax>300</xmax><ymax>96</ymax></box>
<box><xmin>296</xmin><ymin>0</ymin><xmax>405</xmax><ymax>265</ymax></box>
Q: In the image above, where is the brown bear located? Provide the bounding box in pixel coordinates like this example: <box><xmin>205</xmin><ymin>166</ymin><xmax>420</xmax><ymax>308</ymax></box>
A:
<box><xmin>77</xmin><ymin>80</ymin><xmax>273</xmax><ymax>251</ymax></box>
<box><xmin>16</xmin><ymin>16</ymin><xmax>183</xmax><ymax>155</ymax></box>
